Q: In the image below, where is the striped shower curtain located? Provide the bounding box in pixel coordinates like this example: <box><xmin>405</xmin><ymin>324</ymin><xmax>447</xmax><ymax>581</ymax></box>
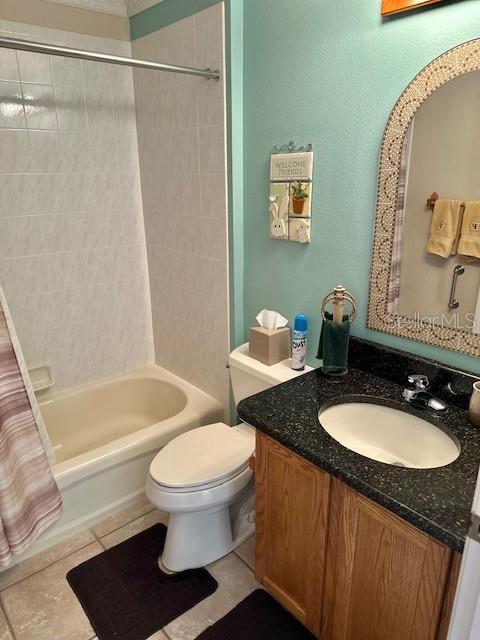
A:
<box><xmin>0</xmin><ymin>286</ymin><xmax>62</xmax><ymax>567</ymax></box>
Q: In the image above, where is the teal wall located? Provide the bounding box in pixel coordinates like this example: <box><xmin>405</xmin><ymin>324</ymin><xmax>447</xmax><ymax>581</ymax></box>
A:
<box><xmin>243</xmin><ymin>0</ymin><xmax>480</xmax><ymax>373</ymax></box>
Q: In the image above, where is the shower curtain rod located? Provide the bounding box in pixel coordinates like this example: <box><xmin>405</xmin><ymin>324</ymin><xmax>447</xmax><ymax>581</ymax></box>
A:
<box><xmin>0</xmin><ymin>36</ymin><xmax>220</xmax><ymax>81</ymax></box>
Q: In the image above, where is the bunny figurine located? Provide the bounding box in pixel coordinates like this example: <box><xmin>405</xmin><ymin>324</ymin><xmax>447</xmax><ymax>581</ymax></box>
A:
<box><xmin>270</xmin><ymin>195</ymin><xmax>287</xmax><ymax>238</ymax></box>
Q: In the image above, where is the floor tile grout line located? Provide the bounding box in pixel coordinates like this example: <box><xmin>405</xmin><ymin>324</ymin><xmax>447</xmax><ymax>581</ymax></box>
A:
<box><xmin>0</xmin><ymin>536</ymin><xmax>99</xmax><ymax>593</ymax></box>
<box><xmin>91</xmin><ymin>529</ymin><xmax>106</xmax><ymax>550</ymax></box>
<box><xmin>92</xmin><ymin>505</ymin><xmax>157</xmax><ymax>540</ymax></box>
<box><xmin>161</xmin><ymin>626</ymin><xmax>174</xmax><ymax>640</ymax></box>
<box><xmin>0</xmin><ymin>593</ymin><xmax>17</xmax><ymax>640</ymax></box>
<box><xmin>0</xmin><ymin>503</ymin><xmax>157</xmax><ymax>593</ymax></box>
<box><xmin>233</xmin><ymin>549</ymin><xmax>255</xmax><ymax>574</ymax></box>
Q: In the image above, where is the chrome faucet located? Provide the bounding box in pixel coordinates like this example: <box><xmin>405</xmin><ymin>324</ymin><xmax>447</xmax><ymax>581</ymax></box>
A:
<box><xmin>402</xmin><ymin>374</ymin><xmax>448</xmax><ymax>413</ymax></box>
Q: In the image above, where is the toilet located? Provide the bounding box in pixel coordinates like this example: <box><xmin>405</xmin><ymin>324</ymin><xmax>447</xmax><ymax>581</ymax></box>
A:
<box><xmin>145</xmin><ymin>343</ymin><xmax>312</xmax><ymax>572</ymax></box>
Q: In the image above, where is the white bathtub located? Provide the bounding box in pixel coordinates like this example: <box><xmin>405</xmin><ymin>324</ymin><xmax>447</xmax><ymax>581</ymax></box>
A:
<box><xmin>23</xmin><ymin>365</ymin><xmax>224</xmax><ymax>558</ymax></box>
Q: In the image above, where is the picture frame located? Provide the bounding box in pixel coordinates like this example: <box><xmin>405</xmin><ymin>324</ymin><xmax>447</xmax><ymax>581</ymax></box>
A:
<box><xmin>381</xmin><ymin>0</ymin><xmax>444</xmax><ymax>16</ymax></box>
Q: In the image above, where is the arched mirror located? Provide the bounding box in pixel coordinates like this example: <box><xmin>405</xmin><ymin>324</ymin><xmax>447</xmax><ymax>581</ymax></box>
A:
<box><xmin>368</xmin><ymin>39</ymin><xmax>480</xmax><ymax>357</ymax></box>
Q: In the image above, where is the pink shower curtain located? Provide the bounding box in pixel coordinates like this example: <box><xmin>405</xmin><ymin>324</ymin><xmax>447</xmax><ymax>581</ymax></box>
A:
<box><xmin>0</xmin><ymin>288</ymin><xmax>62</xmax><ymax>567</ymax></box>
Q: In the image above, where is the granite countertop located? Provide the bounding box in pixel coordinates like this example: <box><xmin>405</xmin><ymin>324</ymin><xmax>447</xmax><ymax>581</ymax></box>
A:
<box><xmin>237</xmin><ymin>339</ymin><xmax>480</xmax><ymax>553</ymax></box>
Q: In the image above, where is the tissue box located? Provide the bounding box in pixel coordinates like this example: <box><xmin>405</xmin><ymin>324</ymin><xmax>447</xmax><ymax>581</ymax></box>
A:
<box><xmin>249</xmin><ymin>327</ymin><xmax>291</xmax><ymax>366</ymax></box>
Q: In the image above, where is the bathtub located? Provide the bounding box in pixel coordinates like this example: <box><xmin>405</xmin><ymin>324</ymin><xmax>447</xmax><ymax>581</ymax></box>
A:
<box><xmin>24</xmin><ymin>365</ymin><xmax>224</xmax><ymax>558</ymax></box>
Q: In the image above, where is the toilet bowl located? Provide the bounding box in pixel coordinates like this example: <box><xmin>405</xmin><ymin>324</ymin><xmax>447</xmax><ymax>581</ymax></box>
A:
<box><xmin>146</xmin><ymin>422</ymin><xmax>256</xmax><ymax>572</ymax></box>
<box><xmin>145</xmin><ymin>342</ymin><xmax>313</xmax><ymax>572</ymax></box>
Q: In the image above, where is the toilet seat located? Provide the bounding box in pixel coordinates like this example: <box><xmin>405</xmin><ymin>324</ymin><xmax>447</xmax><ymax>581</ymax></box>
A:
<box><xmin>149</xmin><ymin>423</ymin><xmax>255</xmax><ymax>492</ymax></box>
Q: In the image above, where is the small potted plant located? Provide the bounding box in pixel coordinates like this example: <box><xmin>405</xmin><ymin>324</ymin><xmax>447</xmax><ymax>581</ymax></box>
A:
<box><xmin>291</xmin><ymin>181</ymin><xmax>309</xmax><ymax>215</ymax></box>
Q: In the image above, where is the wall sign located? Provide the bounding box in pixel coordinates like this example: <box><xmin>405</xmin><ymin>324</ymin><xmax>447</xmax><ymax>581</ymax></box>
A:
<box><xmin>269</xmin><ymin>143</ymin><xmax>313</xmax><ymax>244</ymax></box>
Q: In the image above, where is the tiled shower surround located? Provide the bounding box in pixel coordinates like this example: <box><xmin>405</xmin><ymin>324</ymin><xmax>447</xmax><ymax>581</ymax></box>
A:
<box><xmin>0</xmin><ymin>4</ymin><xmax>229</xmax><ymax>412</ymax></box>
<box><xmin>0</xmin><ymin>20</ymin><xmax>153</xmax><ymax>392</ymax></box>
<box><xmin>133</xmin><ymin>4</ymin><xmax>230</xmax><ymax>414</ymax></box>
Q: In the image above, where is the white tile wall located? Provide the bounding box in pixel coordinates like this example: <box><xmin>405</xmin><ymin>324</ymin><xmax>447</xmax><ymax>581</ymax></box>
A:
<box><xmin>0</xmin><ymin>6</ymin><xmax>227</xmax><ymax>405</ymax></box>
<box><xmin>132</xmin><ymin>3</ymin><xmax>230</xmax><ymax>416</ymax></box>
<box><xmin>0</xmin><ymin>21</ymin><xmax>154</xmax><ymax>393</ymax></box>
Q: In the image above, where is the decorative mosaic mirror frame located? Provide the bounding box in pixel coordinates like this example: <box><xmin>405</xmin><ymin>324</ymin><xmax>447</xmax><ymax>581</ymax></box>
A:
<box><xmin>367</xmin><ymin>39</ymin><xmax>480</xmax><ymax>357</ymax></box>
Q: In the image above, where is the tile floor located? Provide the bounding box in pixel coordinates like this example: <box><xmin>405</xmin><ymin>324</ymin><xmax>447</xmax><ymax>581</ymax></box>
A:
<box><xmin>0</xmin><ymin>497</ymin><xmax>258</xmax><ymax>640</ymax></box>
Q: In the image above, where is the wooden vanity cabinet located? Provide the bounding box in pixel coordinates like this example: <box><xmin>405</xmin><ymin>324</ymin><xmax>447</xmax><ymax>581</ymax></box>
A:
<box><xmin>255</xmin><ymin>432</ymin><xmax>331</xmax><ymax>636</ymax></box>
<box><xmin>255</xmin><ymin>432</ymin><xmax>459</xmax><ymax>640</ymax></box>
<box><xmin>322</xmin><ymin>479</ymin><xmax>452</xmax><ymax>640</ymax></box>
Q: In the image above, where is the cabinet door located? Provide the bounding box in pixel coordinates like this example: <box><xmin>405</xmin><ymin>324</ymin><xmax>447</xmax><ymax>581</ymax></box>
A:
<box><xmin>255</xmin><ymin>432</ymin><xmax>331</xmax><ymax>636</ymax></box>
<box><xmin>322</xmin><ymin>479</ymin><xmax>452</xmax><ymax>640</ymax></box>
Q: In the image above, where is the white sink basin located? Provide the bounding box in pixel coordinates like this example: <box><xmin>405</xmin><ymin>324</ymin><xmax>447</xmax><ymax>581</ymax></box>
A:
<box><xmin>318</xmin><ymin>401</ymin><xmax>460</xmax><ymax>469</ymax></box>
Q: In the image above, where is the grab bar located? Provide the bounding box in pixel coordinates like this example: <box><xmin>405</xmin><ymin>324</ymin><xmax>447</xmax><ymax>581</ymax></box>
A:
<box><xmin>448</xmin><ymin>264</ymin><xmax>465</xmax><ymax>309</ymax></box>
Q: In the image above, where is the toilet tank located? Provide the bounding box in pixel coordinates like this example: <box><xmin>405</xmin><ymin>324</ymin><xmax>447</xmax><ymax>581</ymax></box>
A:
<box><xmin>228</xmin><ymin>343</ymin><xmax>313</xmax><ymax>406</ymax></box>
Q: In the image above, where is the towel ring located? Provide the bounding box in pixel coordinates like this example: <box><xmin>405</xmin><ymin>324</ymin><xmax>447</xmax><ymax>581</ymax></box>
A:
<box><xmin>321</xmin><ymin>286</ymin><xmax>357</xmax><ymax>323</ymax></box>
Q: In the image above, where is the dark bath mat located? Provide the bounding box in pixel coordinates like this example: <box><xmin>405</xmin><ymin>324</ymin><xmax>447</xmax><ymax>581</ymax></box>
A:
<box><xmin>67</xmin><ymin>523</ymin><xmax>217</xmax><ymax>640</ymax></box>
<box><xmin>195</xmin><ymin>589</ymin><xmax>316</xmax><ymax>639</ymax></box>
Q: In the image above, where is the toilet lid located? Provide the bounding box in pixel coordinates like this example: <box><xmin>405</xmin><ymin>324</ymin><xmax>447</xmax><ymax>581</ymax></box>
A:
<box><xmin>149</xmin><ymin>423</ymin><xmax>255</xmax><ymax>489</ymax></box>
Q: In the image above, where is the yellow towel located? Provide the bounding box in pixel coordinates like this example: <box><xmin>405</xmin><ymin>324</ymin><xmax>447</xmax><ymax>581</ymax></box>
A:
<box><xmin>426</xmin><ymin>199</ymin><xmax>464</xmax><ymax>258</ymax></box>
<box><xmin>457</xmin><ymin>202</ymin><xmax>480</xmax><ymax>259</ymax></box>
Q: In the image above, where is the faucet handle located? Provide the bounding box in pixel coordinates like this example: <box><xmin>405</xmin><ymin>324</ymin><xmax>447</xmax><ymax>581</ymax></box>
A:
<box><xmin>407</xmin><ymin>374</ymin><xmax>430</xmax><ymax>390</ymax></box>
